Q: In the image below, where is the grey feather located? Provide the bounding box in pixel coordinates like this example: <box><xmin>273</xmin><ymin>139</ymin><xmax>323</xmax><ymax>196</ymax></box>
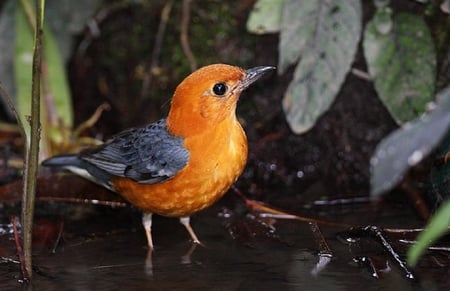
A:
<box><xmin>43</xmin><ymin>119</ymin><xmax>189</xmax><ymax>186</ymax></box>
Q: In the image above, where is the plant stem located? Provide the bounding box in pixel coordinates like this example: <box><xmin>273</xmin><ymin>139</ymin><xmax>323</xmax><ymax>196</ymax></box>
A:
<box><xmin>21</xmin><ymin>0</ymin><xmax>43</xmax><ymax>280</ymax></box>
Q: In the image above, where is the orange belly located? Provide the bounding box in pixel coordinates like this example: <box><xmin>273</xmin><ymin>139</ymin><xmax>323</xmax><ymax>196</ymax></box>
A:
<box><xmin>112</xmin><ymin>121</ymin><xmax>247</xmax><ymax>217</ymax></box>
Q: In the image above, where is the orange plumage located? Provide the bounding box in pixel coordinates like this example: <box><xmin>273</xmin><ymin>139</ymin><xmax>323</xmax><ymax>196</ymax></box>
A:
<box><xmin>42</xmin><ymin>64</ymin><xmax>274</xmax><ymax>249</ymax></box>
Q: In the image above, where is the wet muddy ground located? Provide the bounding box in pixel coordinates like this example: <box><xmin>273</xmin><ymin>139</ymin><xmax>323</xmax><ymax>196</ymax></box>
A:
<box><xmin>0</xmin><ymin>188</ymin><xmax>448</xmax><ymax>290</ymax></box>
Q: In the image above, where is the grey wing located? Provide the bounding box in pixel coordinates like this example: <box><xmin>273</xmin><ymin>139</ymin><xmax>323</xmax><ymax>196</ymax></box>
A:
<box><xmin>81</xmin><ymin>119</ymin><xmax>189</xmax><ymax>184</ymax></box>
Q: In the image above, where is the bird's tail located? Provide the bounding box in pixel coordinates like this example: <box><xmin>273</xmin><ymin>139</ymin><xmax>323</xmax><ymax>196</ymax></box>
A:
<box><xmin>42</xmin><ymin>154</ymin><xmax>115</xmax><ymax>191</ymax></box>
<box><xmin>41</xmin><ymin>154</ymin><xmax>83</xmax><ymax>168</ymax></box>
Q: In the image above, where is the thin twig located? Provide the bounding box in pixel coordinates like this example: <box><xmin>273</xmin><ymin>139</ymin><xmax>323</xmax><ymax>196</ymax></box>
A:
<box><xmin>141</xmin><ymin>0</ymin><xmax>174</xmax><ymax>99</ymax></box>
<box><xmin>36</xmin><ymin>196</ymin><xmax>128</xmax><ymax>207</ymax></box>
<box><xmin>19</xmin><ymin>0</ymin><xmax>36</xmax><ymax>33</ymax></box>
<box><xmin>51</xmin><ymin>220</ymin><xmax>64</xmax><ymax>254</ymax></box>
<box><xmin>12</xmin><ymin>216</ymin><xmax>29</xmax><ymax>281</ymax></box>
<box><xmin>400</xmin><ymin>178</ymin><xmax>430</xmax><ymax>220</ymax></box>
<box><xmin>351</xmin><ymin>68</ymin><xmax>372</xmax><ymax>81</ymax></box>
<box><xmin>180</xmin><ymin>0</ymin><xmax>197</xmax><ymax>71</ymax></box>
<box><xmin>72</xmin><ymin>102</ymin><xmax>111</xmax><ymax>137</ymax></box>
<box><xmin>0</xmin><ymin>84</ymin><xmax>27</xmax><ymax>145</ymax></box>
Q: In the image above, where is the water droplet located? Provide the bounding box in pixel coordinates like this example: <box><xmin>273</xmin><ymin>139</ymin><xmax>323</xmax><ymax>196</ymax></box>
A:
<box><xmin>408</xmin><ymin>150</ymin><xmax>424</xmax><ymax>166</ymax></box>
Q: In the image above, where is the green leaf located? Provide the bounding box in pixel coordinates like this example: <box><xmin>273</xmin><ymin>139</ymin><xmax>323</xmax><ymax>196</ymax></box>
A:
<box><xmin>407</xmin><ymin>199</ymin><xmax>450</xmax><ymax>266</ymax></box>
<box><xmin>280</xmin><ymin>0</ymin><xmax>362</xmax><ymax>134</ymax></box>
<box><xmin>43</xmin><ymin>26</ymin><xmax>73</xmax><ymax>128</ymax></box>
<box><xmin>371</xmin><ymin>86</ymin><xmax>450</xmax><ymax>197</ymax></box>
<box><xmin>363</xmin><ymin>12</ymin><xmax>436</xmax><ymax>123</ymax></box>
<box><xmin>14</xmin><ymin>1</ymin><xmax>73</xmax><ymax>156</ymax></box>
<box><xmin>247</xmin><ymin>0</ymin><xmax>285</xmax><ymax>34</ymax></box>
<box><xmin>15</xmin><ymin>1</ymin><xmax>34</xmax><ymax>138</ymax></box>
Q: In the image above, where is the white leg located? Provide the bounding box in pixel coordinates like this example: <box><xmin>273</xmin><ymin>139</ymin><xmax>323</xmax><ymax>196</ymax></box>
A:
<box><xmin>179</xmin><ymin>216</ymin><xmax>201</xmax><ymax>245</ymax></box>
<box><xmin>142</xmin><ymin>212</ymin><xmax>154</xmax><ymax>250</ymax></box>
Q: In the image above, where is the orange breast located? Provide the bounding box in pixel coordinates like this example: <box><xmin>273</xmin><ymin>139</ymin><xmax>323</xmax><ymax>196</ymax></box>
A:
<box><xmin>112</xmin><ymin>119</ymin><xmax>248</xmax><ymax>217</ymax></box>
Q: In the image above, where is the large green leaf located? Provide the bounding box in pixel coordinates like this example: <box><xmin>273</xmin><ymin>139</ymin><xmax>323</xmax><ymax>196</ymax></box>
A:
<box><xmin>363</xmin><ymin>12</ymin><xmax>436</xmax><ymax>123</ymax></box>
<box><xmin>246</xmin><ymin>0</ymin><xmax>285</xmax><ymax>34</ymax></box>
<box><xmin>280</xmin><ymin>0</ymin><xmax>362</xmax><ymax>134</ymax></box>
<box><xmin>13</xmin><ymin>0</ymin><xmax>73</xmax><ymax>158</ymax></box>
<box><xmin>43</xmin><ymin>26</ymin><xmax>73</xmax><ymax>129</ymax></box>
<box><xmin>371</xmin><ymin>86</ymin><xmax>450</xmax><ymax>197</ymax></box>
<box><xmin>14</xmin><ymin>1</ymin><xmax>34</xmax><ymax>137</ymax></box>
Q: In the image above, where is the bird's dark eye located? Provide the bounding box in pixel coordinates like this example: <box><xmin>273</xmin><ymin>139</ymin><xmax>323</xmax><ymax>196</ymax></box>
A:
<box><xmin>212</xmin><ymin>82</ymin><xmax>228</xmax><ymax>96</ymax></box>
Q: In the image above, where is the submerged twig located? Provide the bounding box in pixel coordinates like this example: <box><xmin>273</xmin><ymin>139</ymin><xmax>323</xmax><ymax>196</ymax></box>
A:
<box><xmin>339</xmin><ymin>226</ymin><xmax>416</xmax><ymax>280</ymax></box>
<box><xmin>232</xmin><ymin>186</ymin><xmax>352</xmax><ymax>228</ymax></box>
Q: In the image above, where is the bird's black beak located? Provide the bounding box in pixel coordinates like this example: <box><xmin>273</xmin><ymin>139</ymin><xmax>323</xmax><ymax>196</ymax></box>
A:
<box><xmin>239</xmin><ymin>66</ymin><xmax>276</xmax><ymax>91</ymax></box>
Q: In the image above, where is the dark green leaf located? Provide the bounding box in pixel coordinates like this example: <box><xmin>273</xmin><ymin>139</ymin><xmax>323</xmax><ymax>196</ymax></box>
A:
<box><xmin>363</xmin><ymin>12</ymin><xmax>436</xmax><ymax>123</ymax></box>
<box><xmin>371</xmin><ymin>86</ymin><xmax>450</xmax><ymax>197</ymax></box>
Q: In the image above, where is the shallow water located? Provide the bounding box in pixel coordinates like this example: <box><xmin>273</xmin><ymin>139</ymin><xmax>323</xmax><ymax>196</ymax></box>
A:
<box><xmin>0</xmin><ymin>200</ymin><xmax>447</xmax><ymax>290</ymax></box>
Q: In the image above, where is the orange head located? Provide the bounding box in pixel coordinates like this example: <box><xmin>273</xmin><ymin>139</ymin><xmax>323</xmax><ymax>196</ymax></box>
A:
<box><xmin>167</xmin><ymin>64</ymin><xmax>275</xmax><ymax>137</ymax></box>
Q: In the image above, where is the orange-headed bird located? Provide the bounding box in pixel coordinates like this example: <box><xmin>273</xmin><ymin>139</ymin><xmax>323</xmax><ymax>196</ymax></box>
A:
<box><xmin>42</xmin><ymin>64</ymin><xmax>275</xmax><ymax>250</ymax></box>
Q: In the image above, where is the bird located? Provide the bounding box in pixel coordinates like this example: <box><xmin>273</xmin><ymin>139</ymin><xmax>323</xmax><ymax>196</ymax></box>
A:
<box><xmin>42</xmin><ymin>64</ymin><xmax>275</xmax><ymax>250</ymax></box>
